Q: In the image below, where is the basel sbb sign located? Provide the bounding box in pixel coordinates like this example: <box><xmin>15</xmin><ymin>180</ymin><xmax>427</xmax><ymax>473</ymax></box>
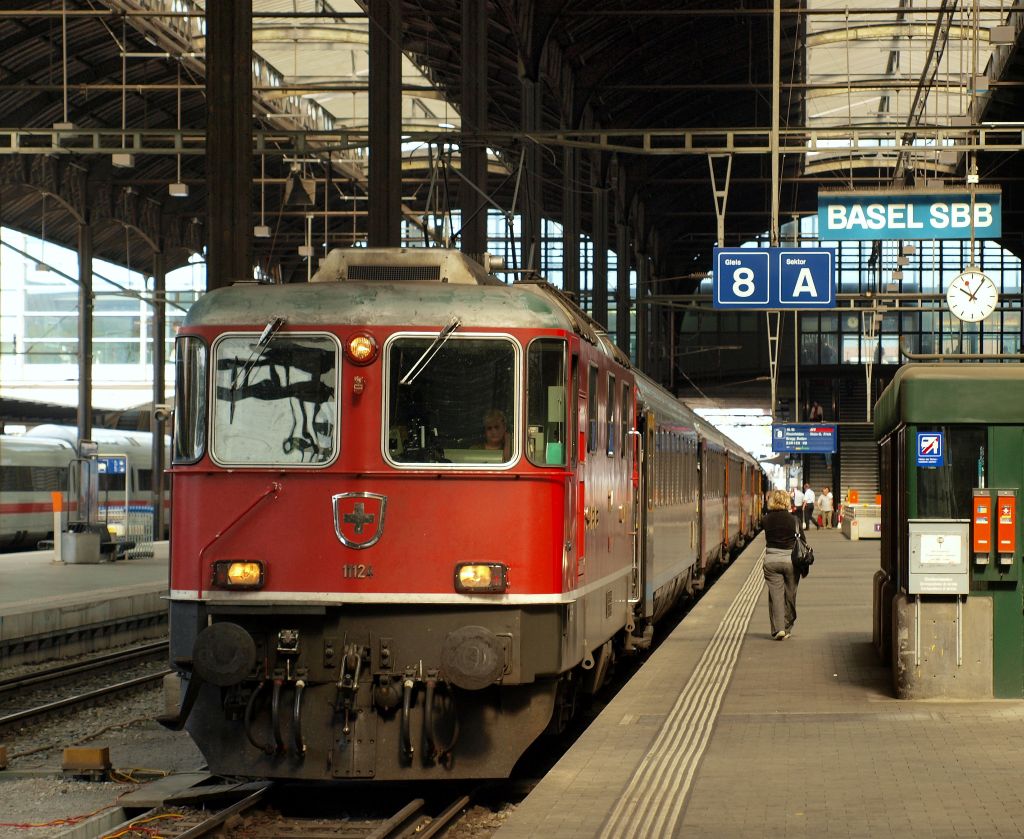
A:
<box><xmin>817</xmin><ymin>190</ymin><xmax>1001</xmax><ymax>240</ymax></box>
<box><xmin>713</xmin><ymin>247</ymin><xmax>835</xmax><ymax>310</ymax></box>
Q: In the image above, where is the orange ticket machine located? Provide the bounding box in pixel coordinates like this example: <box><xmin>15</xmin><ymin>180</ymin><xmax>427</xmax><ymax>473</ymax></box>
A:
<box><xmin>997</xmin><ymin>490</ymin><xmax>1017</xmax><ymax>567</ymax></box>
<box><xmin>973</xmin><ymin>489</ymin><xmax>992</xmax><ymax>565</ymax></box>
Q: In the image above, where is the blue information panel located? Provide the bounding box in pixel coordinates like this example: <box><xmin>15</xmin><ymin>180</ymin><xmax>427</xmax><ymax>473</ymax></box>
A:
<box><xmin>818</xmin><ymin>191</ymin><xmax>1001</xmax><ymax>241</ymax></box>
<box><xmin>916</xmin><ymin>432</ymin><xmax>945</xmax><ymax>467</ymax></box>
<box><xmin>772</xmin><ymin>424</ymin><xmax>837</xmax><ymax>454</ymax></box>
<box><xmin>714</xmin><ymin>248</ymin><xmax>835</xmax><ymax>309</ymax></box>
<box><xmin>96</xmin><ymin>456</ymin><xmax>127</xmax><ymax>475</ymax></box>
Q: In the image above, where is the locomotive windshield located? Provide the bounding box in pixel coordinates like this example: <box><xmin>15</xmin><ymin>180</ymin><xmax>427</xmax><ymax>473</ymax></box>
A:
<box><xmin>211</xmin><ymin>333</ymin><xmax>338</xmax><ymax>466</ymax></box>
<box><xmin>386</xmin><ymin>335</ymin><xmax>518</xmax><ymax>466</ymax></box>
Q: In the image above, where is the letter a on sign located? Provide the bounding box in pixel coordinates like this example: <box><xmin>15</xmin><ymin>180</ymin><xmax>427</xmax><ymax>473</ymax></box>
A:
<box><xmin>793</xmin><ymin>268</ymin><xmax>818</xmax><ymax>297</ymax></box>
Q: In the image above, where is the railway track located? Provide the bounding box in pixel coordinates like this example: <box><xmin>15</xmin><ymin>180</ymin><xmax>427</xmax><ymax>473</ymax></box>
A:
<box><xmin>103</xmin><ymin>784</ymin><xmax>473</xmax><ymax>839</ymax></box>
<box><xmin>0</xmin><ymin>640</ymin><xmax>171</xmax><ymax>736</ymax></box>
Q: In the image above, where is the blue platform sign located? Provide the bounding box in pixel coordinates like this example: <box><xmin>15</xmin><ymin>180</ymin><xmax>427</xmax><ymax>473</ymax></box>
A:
<box><xmin>772</xmin><ymin>424</ymin><xmax>837</xmax><ymax>454</ymax></box>
<box><xmin>96</xmin><ymin>456</ymin><xmax>127</xmax><ymax>475</ymax></box>
<box><xmin>916</xmin><ymin>432</ymin><xmax>945</xmax><ymax>467</ymax></box>
<box><xmin>818</xmin><ymin>190</ymin><xmax>1001</xmax><ymax>241</ymax></box>
<box><xmin>714</xmin><ymin>248</ymin><xmax>835</xmax><ymax>309</ymax></box>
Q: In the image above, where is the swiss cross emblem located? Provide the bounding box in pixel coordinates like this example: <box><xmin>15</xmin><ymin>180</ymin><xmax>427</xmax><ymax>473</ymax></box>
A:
<box><xmin>332</xmin><ymin>493</ymin><xmax>387</xmax><ymax>550</ymax></box>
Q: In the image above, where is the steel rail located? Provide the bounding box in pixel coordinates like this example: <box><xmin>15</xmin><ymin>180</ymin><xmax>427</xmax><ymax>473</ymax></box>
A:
<box><xmin>173</xmin><ymin>787</ymin><xmax>274</xmax><ymax>839</ymax></box>
<box><xmin>0</xmin><ymin>640</ymin><xmax>168</xmax><ymax>697</ymax></box>
<box><xmin>0</xmin><ymin>670</ymin><xmax>171</xmax><ymax>735</ymax></box>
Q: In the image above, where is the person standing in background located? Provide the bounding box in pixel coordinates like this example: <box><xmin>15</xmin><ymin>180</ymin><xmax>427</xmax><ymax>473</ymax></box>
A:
<box><xmin>802</xmin><ymin>482</ymin><xmax>816</xmax><ymax>530</ymax></box>
<box><xmin>818</xmin><ymin>487</ymin><xmax>834</xmax><ymax>528</ymax></box>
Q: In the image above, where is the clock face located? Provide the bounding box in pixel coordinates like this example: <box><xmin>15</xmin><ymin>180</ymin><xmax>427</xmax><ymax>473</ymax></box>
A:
<box><xmin>946</xmin><ymin>270</ymin><xmax>998</xmax><ymax>322</ymax></box>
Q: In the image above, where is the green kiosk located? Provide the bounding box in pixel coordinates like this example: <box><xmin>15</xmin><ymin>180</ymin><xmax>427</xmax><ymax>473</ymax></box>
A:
<box><xmin>875</xmin><ymin>364</ymin><xmax>1024</xmax><ymax>698</ymax></box>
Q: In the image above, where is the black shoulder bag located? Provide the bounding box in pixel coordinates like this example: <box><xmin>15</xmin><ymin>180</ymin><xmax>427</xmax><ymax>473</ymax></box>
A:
<box><xmin>792</xmin><ymin>529</ymin><xmax>815</xmax><ymax>578</ymax></box>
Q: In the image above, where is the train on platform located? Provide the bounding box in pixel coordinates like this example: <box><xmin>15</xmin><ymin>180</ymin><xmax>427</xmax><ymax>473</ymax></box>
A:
<box><xmin>162</xmin><ymin>247</ymin><xmax>765</xmax><ymax>781</ymax></box>
<box><xmin>0</xmin><ymin>425</ymin><xmax>167</xmax><ymax>551</ymax></box>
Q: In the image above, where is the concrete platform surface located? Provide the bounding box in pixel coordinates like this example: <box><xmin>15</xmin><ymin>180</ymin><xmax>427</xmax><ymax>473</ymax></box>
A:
<box><xmin>0</xmin><ymin>543</ymin><xmax>169</xmax><ymax>666</ymax></box>
<box><xmin>496</xmin><ymin>529</ymin><xmax>1024</xmax><ymax>839</ymax></box>
<box><xmin>0</xmin><ymin>543</ymin><xmax>168</xmax><ymax>614</ymax></box>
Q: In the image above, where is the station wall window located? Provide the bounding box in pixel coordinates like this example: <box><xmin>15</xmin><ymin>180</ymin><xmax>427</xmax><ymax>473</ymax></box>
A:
<box><xmin>916</xmin><ymin>426</ymin><xmax>986</xmax><ymax>519</ymax></box>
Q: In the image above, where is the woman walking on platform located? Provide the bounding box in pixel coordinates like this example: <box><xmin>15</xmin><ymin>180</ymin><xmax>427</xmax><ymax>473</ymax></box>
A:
<box><xmin>762</xmin><ymin>489</ymin><xmax>802</xmax><ymax>640</ymax></box>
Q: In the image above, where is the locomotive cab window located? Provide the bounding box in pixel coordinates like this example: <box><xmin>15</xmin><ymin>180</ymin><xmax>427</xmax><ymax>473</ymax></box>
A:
<box><xmin>386</xmin><ymin>334</ymin><xmax>518</xmax><ymax>467</ymax></box>
<box><xmin>173</xmin><ymin>336</ymin><xmax>207</xmax><ymax>464</ymax></box>
<box><xmin>526</xmin><ymin>338</ymin><xmax>567</xmax><ymax>466</ymax></box>
<box><xmin>211</xmin><ymin>333</ymin><xmax>338</xmax><ymax>466</ymax></box>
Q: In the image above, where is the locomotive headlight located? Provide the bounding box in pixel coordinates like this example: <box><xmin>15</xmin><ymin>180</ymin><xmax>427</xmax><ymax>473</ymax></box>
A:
<box><xmin>454</xmin><ymin>563</ymin><xmax>508</xmax><ymax>593</ymax></box>
<box><xmin>211</xmin><ymin>560</ymin><xmax>265</xmax><ymax>590</ymax></box>
<box><xmin>345</xmin><ymin>332</ymin><xmax>378</xmax><ymax>365</ymax></box>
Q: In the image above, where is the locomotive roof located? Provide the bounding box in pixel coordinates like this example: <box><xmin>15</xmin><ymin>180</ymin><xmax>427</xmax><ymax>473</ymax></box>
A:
<box><xmin>874</xmin><ymin>364</ymin><xmax>1024</xmax><ymax>438</ymax></box>
<box><xmin>183</xmin><ymin>279</ymin><xmax>628</xmax><ymax>364</ymax></box>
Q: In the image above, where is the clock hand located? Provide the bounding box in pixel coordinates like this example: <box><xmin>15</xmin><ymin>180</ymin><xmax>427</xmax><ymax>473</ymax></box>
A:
<box><xmin>959</xmin><ymin>280</ymin><xmax>978</xmax><ymax>302</ymax></box>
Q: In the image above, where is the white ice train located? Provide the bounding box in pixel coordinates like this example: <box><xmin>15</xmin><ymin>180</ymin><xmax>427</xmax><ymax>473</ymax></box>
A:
<box><xmin>0</xmin><ymin>425</ymin><xmax>168</xmax><ymax>551</ymax></box>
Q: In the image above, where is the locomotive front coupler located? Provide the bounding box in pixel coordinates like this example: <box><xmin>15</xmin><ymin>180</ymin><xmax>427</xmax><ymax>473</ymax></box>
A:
<box><xmin>334</xmin><ymin>643</ymin><xmax>369</xmax><ymax>736</ymax></box>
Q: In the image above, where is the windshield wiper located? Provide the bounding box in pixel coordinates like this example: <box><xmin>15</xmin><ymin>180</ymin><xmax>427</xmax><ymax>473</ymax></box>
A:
<box><xmin>231</xmin><ymin>317</ymin><xmax>286</xmax><ymax>389</ymax></box>
<box><xmin>399</xmin><ymin>316</ymin><xmax>461</xmax><ymax>386</ymax></box>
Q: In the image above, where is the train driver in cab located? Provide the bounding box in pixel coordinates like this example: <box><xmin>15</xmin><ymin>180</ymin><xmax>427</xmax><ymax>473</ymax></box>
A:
<box><xmin>481</xmin><ymin>409</ymin><xmax>512</xmax><ymax>460</ymax></box>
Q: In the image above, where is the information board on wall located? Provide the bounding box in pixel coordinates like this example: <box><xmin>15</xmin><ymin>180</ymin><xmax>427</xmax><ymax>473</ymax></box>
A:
<box><xmin>771</xmin><ymin>424</ymin><xmax>837</xmax><ymax>454</ymax></box>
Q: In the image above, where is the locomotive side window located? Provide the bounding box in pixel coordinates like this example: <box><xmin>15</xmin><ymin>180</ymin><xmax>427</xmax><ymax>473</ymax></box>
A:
<box><xmin>526</xmin><ymin>338</ymin><xmax>567</xmax><ymax>466</ymax></box>
<box><xmin>211</xmin><ymin>333</ymin><xmax>338</xmax><ymax>466</ymax></box>
<box><xmin>386</xmin><ymin>335</ymin><xmax>518</xmax><ymax>467</ymax></box>
<box><xmin>173</xmin><ymin>336</ymin><xmax>207</xmax><ymax>464</ymax></box>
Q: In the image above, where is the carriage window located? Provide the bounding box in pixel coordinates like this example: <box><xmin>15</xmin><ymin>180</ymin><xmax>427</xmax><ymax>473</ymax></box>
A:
<box><xmin>211</xmin><ymin>333</ymin><xmax>338</xmax><ymax>465</ymax></box>
<box><xmin>621</xmin><ymin>384</ymin><xmax>631</xmax><ymax>459</ymax></box>
<box><xmin>587</xmin><ymin>366</ymin><xmax>599</xmax><ymax>452</ymax></box>
<box><xmin>527</xmin><ymin>338</ymin><xmax>567</xmax><ymax>466</ymax></box>
<box><xmin>173</xmin><ymin>336</ymin><xmax>207</xmax><ymax>464</ymax></box>
<box><xmin>387</xmin><ymin>335</ymin><xmax>517</xmax><ymax>466</ymax></box>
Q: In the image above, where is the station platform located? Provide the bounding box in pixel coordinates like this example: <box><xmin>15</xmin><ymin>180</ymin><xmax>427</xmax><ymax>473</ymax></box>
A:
<box><xmin>0</xmin><ymin>544</ymin><xmax>169</xmax><ymax>667</ymax></box>
<box><xmin>496</xmin><ymin>529</ymin><xmax>1024</xmax><ymax>839</ymax></box>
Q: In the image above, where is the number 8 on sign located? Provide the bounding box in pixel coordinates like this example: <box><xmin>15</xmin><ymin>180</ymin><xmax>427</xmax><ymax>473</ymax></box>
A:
<box><xmin>732</xmin><ymin>267</ymin><xmax>756</xmax><ymax>298</ymax></box>
<box><xmin>713</xmin><ymin>250</ymin><xmax>769</xmax><ymax>306</ymax></box>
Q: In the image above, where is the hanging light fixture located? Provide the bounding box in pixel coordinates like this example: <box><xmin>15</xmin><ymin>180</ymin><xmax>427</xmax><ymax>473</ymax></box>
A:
<box><xmin>112</xmin><ymin>18</ymin><xmax>134</xmax><ymax>168</ymax></box>
<box><xmin>254</xmin><ymin>154</ymin><xmax>270</xmax><ymax>237</ymax></box>
<box><xmin>283</xmin><ymin>165</ymin><xmax>315</xmax><ymax>208</ymax></box>
<box><xmin>53</xmin><ymin>0</ymin><xmax>74</xmax><ymax>131</ymax></box>
<box><xmin>169</xmin><ymin>63</ymin><xmax>188</xmax><ymax>196</ymax></box>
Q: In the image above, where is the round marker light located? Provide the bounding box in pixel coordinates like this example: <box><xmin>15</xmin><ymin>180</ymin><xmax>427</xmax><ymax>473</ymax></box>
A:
<box><xmin>345</xmin><ymin>332</ymin><xmax>378</xmax><ymax>365</ymax></box>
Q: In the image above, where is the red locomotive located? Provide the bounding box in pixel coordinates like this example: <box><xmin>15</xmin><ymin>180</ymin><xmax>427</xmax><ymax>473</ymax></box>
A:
<box><xmin>163</xmin><ymin>248</ymin><xmax>763</xmax><ymax>780</ymax></box>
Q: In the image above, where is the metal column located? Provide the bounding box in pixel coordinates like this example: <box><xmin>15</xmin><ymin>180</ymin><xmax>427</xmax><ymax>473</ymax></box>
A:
<box><xmin>76</xmin><ymin>221</ymin><xmax>93</xmax><ymax>442</ymax></box>
<box><xmin>562</xmin><ymin>144</ymin><xmax>580</xmax><ymax>299</ymax></box>
<box><xmin>152</xmin><ymin>250</ymin><xmax>166</xmax><ymax>539</ymax></box>
<box><xmin>368</xmin><ymin>0</ymin><xmax>402</xmax><ymax>248</ymax></box>
<box><xmin>520</xmin><ymin>79</ymin><xmax>543</xmax><ymax>273</ymax></box>
<box><xmin>615</xmin><ymin>216</ymin><xmax>630</xmax><ymax>358</ymax></box>
<box><xmin>591</xmin><ymin>169</ymin><xmax>609</xmax><ymax>327</ymax></box>
<box><xmin>460</xmin><ymin>0</ymin><xmax>488</xmax><ymax>261</ymax></box>
<box><xmin>206</xmin><ymin>0</ymin><xmax>253</xmax><ymax>290</ymax></box>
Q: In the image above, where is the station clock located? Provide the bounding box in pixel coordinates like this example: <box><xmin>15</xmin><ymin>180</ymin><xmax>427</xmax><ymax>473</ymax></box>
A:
<box><xmin>946</xmin><ymin>268</ymin><xmax>998</xmax><ymax>323</ymax></box>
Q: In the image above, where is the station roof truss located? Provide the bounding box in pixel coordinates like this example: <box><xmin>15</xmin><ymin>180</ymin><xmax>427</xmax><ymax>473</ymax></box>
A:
<box><xmin>0</xmin><ymin>0</ymin><xmax>1020</xmax><ymax>287</ymax></box>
